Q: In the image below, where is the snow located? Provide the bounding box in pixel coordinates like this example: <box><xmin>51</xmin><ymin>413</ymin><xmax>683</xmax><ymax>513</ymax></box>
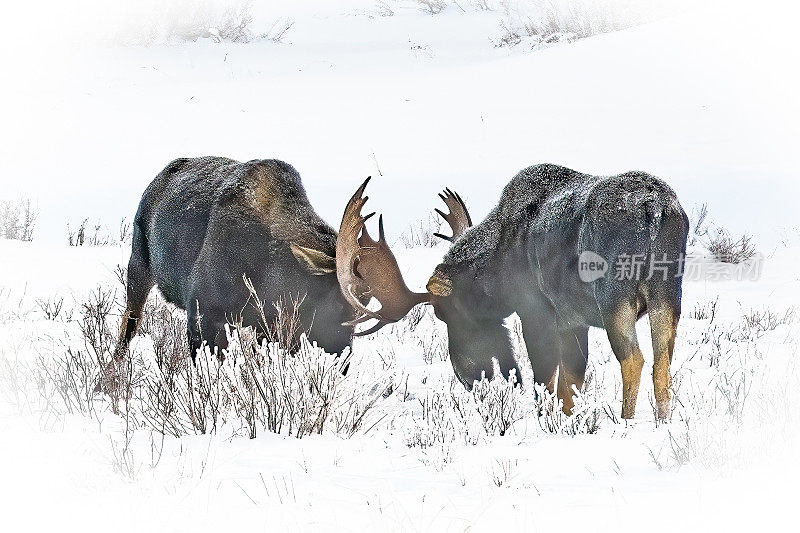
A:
<box><xmin>2</xmin><ymin>236</ymin><xmax>799</xmax><ymax>530</ymax></box>
<box><xmin>2</xmin><ymin>1</ymin><xmax>800</xmax><ymax>531</ymax></box>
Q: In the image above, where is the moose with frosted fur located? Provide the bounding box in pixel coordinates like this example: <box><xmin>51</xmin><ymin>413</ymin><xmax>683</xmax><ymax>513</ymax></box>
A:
<box><xmin>339</xmin><ymin>164</ymin><xmax>688</xmax><ymax>420</ymax></box>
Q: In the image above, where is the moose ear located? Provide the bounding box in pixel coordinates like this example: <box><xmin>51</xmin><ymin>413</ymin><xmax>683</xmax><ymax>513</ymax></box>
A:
<box><xmin>290</xmin><ymin>243</ymin><xmax>336</xmax><ymax>275</ymax></box>
<box><xmin>426</xmin><ymin>268</ymin><xmax>453</xmax><ymax>297</ymax></box>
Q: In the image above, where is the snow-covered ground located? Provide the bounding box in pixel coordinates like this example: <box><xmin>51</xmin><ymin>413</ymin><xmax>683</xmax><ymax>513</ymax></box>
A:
<box><xmin>1</xmin><ymin>238</ymin><xmax>798</xmax><ymax>531</ymax></box>
<box><xmin>2</xmin><ymin>1</ymin><xmax>799</xmax><ymax>531</ymax></box>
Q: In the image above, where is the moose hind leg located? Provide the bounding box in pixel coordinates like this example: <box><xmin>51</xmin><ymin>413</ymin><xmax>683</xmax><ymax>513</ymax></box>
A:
<box><xmin>115</xmin><ymin>248</ymin><xmax>154</xmax><ymax>361</ymax></box>
<box><xmin>98</xmin><ymin>238</ymin><xmax>153</xmax><ymax>396</ymax></box>
<box><xmin>187</xmin><ymin>303</ymin><xmax>229</xmax><ymax>362</ymax></box>
<box><xmin>604</xmin><ymin>303</ymin><xmax>645</xmax><ymax>419</ymax></box>
<box><xmin>649</xmin><ymin>302</ymin><xmax>679</xmax><ymax>420</ymax></box>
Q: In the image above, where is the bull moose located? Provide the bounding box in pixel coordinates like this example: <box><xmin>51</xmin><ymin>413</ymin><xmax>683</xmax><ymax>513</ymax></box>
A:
<box><xmin>339</xmin><ymin>164</ymin><xmax>688</xmax><ymax>419</ymax></box>
<box><xmin>114</xmin><ymin>156</ymin><xmax>380</xmax><ymax>366</ymax></box>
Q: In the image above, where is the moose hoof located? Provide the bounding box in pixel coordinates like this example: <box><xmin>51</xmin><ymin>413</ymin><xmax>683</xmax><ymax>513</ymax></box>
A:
<box><xmin>656</xmin><ymin>401</ymin><xmax>671</xmax><ymax>421</ymax></box>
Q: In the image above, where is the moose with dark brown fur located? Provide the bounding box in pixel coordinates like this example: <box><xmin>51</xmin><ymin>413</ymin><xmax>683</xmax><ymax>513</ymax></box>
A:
<box><xmin>339</xmin><ymin>164</ymin><xmax>688</xmax><ymax>419</ymax></box>
<box><xmin>113</xmin><ymin>157</ymin><xmax>378</xmax><ymax>368</ymax></box>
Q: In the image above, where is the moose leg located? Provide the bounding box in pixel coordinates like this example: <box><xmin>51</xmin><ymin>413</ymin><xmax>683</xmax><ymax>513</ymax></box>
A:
<box><xmin>556</xmin><ymin>327</ymin><xmax>589</xmax><ymax>414</ymax></box>
<box><xmin>604</xmin><ymin>304</ymin><xmax>645</xmax><ymax>419</ymax></box>
<box><xmin>116</xmin><ymin>287</ymin><xmax>152</xmax><ymax>361</ymax></box>
<box><xmin>97</xmin><ymin>274</ymin><xmax>151</xmax><ymax>395</ymax></box>
<box><xmin>187</xmin><ymin>303</ymin><xmax>229</xmax><ymax>362</ymax></box>
<box><xmin>115</xmin><ymin>240</ymin><xmax>154</xmax><ymax>361</ymax></box>
<box><xmin>524</xmin><ymin>332</ymin><xmax>559</xmax><ymax>393</ymax></box>
<box><xmin>649</xmin><ymin>302</ymin><xmax>679</xmax><ymax>420</ymax></box>
<box><xmin>96</xmin><ymin>238</ymin><xmax>154</xmax><ymax>395</ymax></box>
<box><xmin>518</xmin><ymin>311</ymin><xmax>560</xmax><ymax>394</ymax></box>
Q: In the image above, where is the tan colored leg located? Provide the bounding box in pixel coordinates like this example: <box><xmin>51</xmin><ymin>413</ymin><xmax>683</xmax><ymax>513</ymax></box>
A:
<box><xmin>619</xmin><ymin>350</ymin><xmax>645</xmax><ymax>419</ymax></box>
<box><xmin>650</xmin><ymin>305</ymin><xmax>678</xmax><ymax>420</ymax></box>
<box><xmin>605</xmin><ymin>304</ymin><xmax>645</xmax><ymax>419</ymax></box>
<box><xmin>114</xmin><ymin>309</ymin><xmax>134</xmax><ymax>360</ymax></box>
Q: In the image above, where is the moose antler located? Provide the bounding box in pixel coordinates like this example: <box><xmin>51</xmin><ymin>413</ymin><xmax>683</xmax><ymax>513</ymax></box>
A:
<box><xmin>433</xmin><ymin>188</ymin><xmax>472</xmax><ymax>242</ymax></box>
<box><xmin>336</xmin><ymin>178</ymin><xmax>430</xmax><ymax>336</ymax></box>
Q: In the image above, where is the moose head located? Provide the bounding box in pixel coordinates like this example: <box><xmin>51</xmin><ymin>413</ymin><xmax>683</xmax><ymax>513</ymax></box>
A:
<box><xmin>329</xmin><ymin>177</ymin><xmax>518</xmax><ymax>390</ymax></box>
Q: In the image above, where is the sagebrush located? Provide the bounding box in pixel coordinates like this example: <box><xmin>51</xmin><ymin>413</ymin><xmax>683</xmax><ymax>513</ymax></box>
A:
<box><xmin>0</xmin><ymin>198</ymin><xmax>37</xmax><ymax>241</ymax></box>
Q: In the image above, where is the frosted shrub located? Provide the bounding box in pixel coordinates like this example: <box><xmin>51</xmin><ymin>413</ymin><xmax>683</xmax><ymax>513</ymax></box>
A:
<box><xmin>689</xmin><ymin>297</ymin><xmax>718</xmax><ymax>321</ymax></box>
<box><xmin>126</xmin><ymin>325</ymin><xmax>391</xmax><ymax>439</ymax></box>
<box><xmin>706</xmin><ymin>229</ymin><xmax>756</xmax><ymax>264</ymax></box>
<box><xmin>688</xmin><ymin>203</ymin><xmax>757</xmax><ymax>263</ymax></box>
<box><xmin>419</xmin><ymin>327</ymin><xmax>449</xmax><ymax>364</ymax></box>
<box><xmin>406</xmin><ymin>390</ymin><xmax>472</xmax><ymax>449</ymax></box>
<box><xmin>0</xmin><ymin>198</ymin><xmax>37</xmax><ymax>241</ymax></box>
<box><xmin>405</xmin><ymin>385</ymin><xmax>479</xmax><ymax>469</ymax></box>
<box><xmin>740</xmin><ymin>307</ymin><xmax>794</xmax><ymax>338</ymax></box>
<box><xmin>406</xmin><ymin>374</ymin><xmax>524</xmax><ymax>453</ymax></box>
<box><xmin>25</xmin><ymin>284</ymin><xmax>390</xmax><ymax>440</ymax></box>
<box><xmin>533</xmin><ymin>383</ymin><xmax>568</xmax><ymax>433</ymax></box>
<box><xmin>466</xmin><ymin>370</ymin><xmax>521</xmax><ymax>435</ymax></box>
<box><xmin>415</xmin><ymin>0</ymin><xmax>448</xmax><ymax>15</ymax></box>
<box><xmin>92</xmin><ymin>0</ymin><xmax>256</xmax><ymax>45</ymax></box>
<box><xmin>384</xmin><ymin>305</ymin><xmax>447</xmax><ymax>364</ymax></box>
<box><xmin>67</xmin><ymin>218</ymin><xmax>132</xmax><ymax>247</ymax></box>
<box><xmin>399</xmin><ymin>214</ymin><xmax>442</xmax><ymax>248</ymax></box>
<box><xmin>533</xmin><ymin>364</ymin><xmax>617</xmax><ymax>435</ymax></box>
<box><xmin>688</xmin><ymin>203</ymin><xmax>710</xmax><ymax>246</ymax></box>
<box><xmin>413</xmin><ymin>311</ymin><xmax>449</xmax><ymax>364</ymax></box>
<box><xmin>652</xmin><ymin>311</ymin><xmax>797</xmax><ymax>471</ymax></box>
<box><xmin>495</xmin><ymin>0</ymin><xmax>678</xmax><ymax>49</ymax></box>
<box><xmin>225</xmin><ymin>329</ymin><xmax>351</xmax><ymax>438</ymax></box>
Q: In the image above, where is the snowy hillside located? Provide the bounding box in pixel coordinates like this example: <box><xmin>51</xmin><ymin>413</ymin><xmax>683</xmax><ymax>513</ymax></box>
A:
<box><xmin>1</xmin><ymin>1</ymin><xmax>799</xmax><ymax>532</ymax></box>
<box><xmin>2</xmin><ymin>0</ymin><xmax>798</xmax><ymax>246</ymax></box>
